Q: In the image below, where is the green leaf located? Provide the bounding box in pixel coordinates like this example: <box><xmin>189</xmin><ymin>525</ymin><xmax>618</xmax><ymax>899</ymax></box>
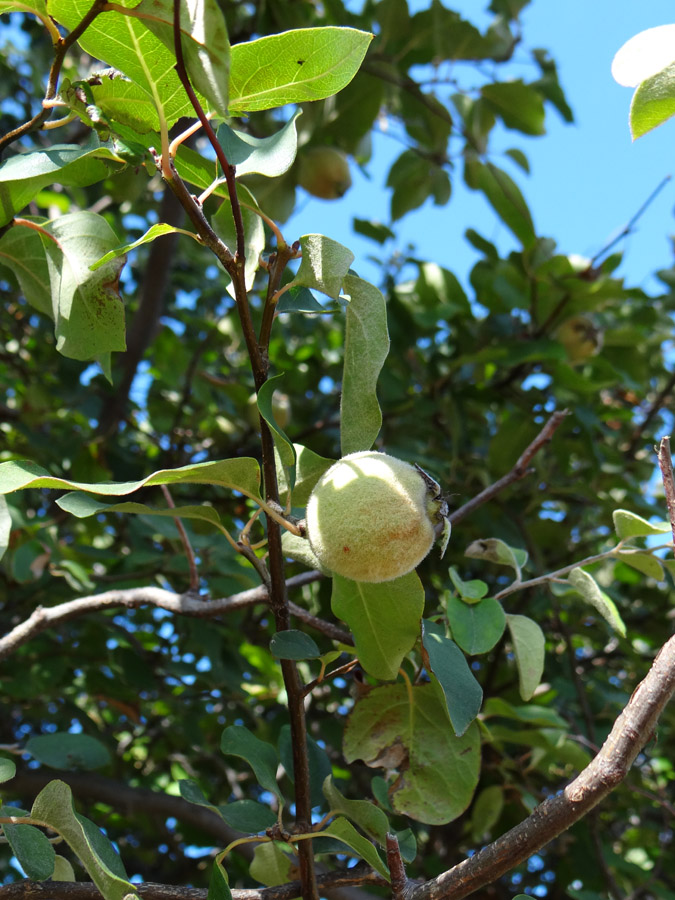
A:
<box><xmin>447</xmin><ymin>566</ymin><xmax>489</xmax><ymax>603</ymax></box>
<box><xmin>0</xmin><ymin>457</ymin><xmax>262</xmax><ymax>502</ymax></box>
<box><xmin>0</xmin><ymin>808</ymin><xmax>55</xmax><ymax>881</ymax></box>
<box><xmin>630</xmin><ymin>62</ymin><xmax>675</xmax><ymax>139</ymax></box>
<box><xmin>0</xmin><ymin>1</ymin><xmax>48</xmax><ymax>12</ymax></box>
<box><xmin>280</xmin><ymin>531</ymin><xmax>326</xmax><ymax>572</ymax></box>
<box><xmin>0</xmin><ymin>757</ymin><xmax>16</xmax><ymax>782</ymax></box>
<box><xmin>56</xmin><ymin>494</ymin><xmax>223</xmax><ymax>531</ymax></box>
<box><xmin>0</xmin><ymin>136</ymin><xmax>119</xmax><ymax>227</ymax></box>
<box><xmin>132</xmin><ymin>0</ymin><xmax>230</xmax><ymax>118</ymax></box>
<box><xmin>78</xmin><ymin>76</ymin><xmax>160</xmax><ymax>134</ymax></box>
<box><xmin>31</xmin><ymin>780</ymin><xmax>135</xmax><ymax>900</ymax></box>
<box><xmin>219</xmin><ymin>800</ymin><xmax>277</xmax><ymax>833</ymax></box>
<box><xmin>208</xmin><ymin>859</ymin><xmax>232</xmax><ymax>900</ymax></box>
<box><xmin>612</xmin><ymin>509</ymin><xmax>670</xmax><ymax>539</ymax></box>
<box><xmin>505</xmin><ymin>614</ymin><xmax>545</xmax><ymax>701</ymax></box>
<box><xmin>421</xmin><ymin>621</ymin><xmax>483</xmax><ymax>736</ymax></box>
<box><xmin>616</xmin><ymin>551</ymin><xmax>664</xmax><ymax>580</ymax></box>
<box><xmin>323</xmin><ymin>816</ymin><xmax>389</xmax><ymax>879</ymax></box>
<box><xmin>387</xmin><ymin>149</ymin><xmax>450</xmax><ymax>220</ymax></box>
<box><xmin>353</xmin><ymin>218</ymin><xmax>395</xmax><ymax>244</ymax></box>
<box><xmin>212</xmin><ymin>183</ymin><xmax>265</xmax><ymax>294</ymax></box>
<box><xmin>446</xmin><ymin>594</ymin><xmax>506</xmax><ymax>655</ymax></box>
<box><xmin>178</xmin><ymin>779</ymin><xmax>220</xmax><ymax>815</ymax></box>
<box><xmin>464</xmin><ymin>537</ymin><xmax>527</xmax><ymax>576</ymax></box>
<box><xmin>52</xmin><ymin>856</ymin><xmax>76</xmax><ymax>882</ymax></box>
<box><xmin>25</xmin><ymin>733</ymin><xmax>111</xmax><ymax>771</ymax></box>
<box><xmin>340</xmin><ymin>273</ymin><xmax>390</xmax><ymax>456</ymax></box>
<box><xmin>289</xmin><ymin>234</ymin><xmax>354</xmax><ymax>300</ymax></box>
<box><xmin>322</xmin><ymin>776</ymin><xmax>389</xmax><ymax>845</ymax></box>
<box><xmin>504</xmin><ymin>148</ymin><xmax>530</xmax><ymax>173</ymax></box>
<box><xmin>216</xmin><ymin>111</ymin><xmax>300</xmax><ymax>178</ymax></box>
<box><xmin>220</xmin><ymin>725</ymin><xmax>281</xmax><ymax>799</ymax></box>
<box><xmin>278</xmin><ymin>725</ymin><xmax>332</xmax><ymax>808</ymax></box>
<box><xmin>90</xmin><ymin>223</ymin><xmax>200</xmax><ymax>271</ymax></box>
<box><xmin>481</xmin><ymin>81</ymin><xmax>545</xmax><ymax>135</ymax></box>
<box><xmin>42</xmin><ymin>211</ymin><xmax>127</xmax><ymax>361</ymax></box>
<box><xmin>270</xmin><ymin>630</ymin><xmax>320</xmax><ymax>660</ymax></box>
<box><xmin>276</xmin><ymin>286</ymin><xmax>326</xmax><ymax>314</ymax></box>
<box><xmin>48</xmin><ymin>1</ymin><xmax>201</xmax><ymax>129</ymax></box>
<box><xmin>0</xmin><ymin>496</ymin><xmax>10</xmax><ymax>563</ymax></box>
<box><xmin>470</xmin><ymin>784</ymin><xmax>504</xmax><ymax>841</ymax></box>
<box><xmin>344</xmin><ymin>683</ymin><xmax>480</xmax><ymax>825</ymax></box>
<box><xmin>0</xmin><ymin>221</ymin><xmax>50</xmax><ymax>315</ymax></box>
<box><xmin>278</xmin><ymin>444</ymin><xmax>334</xmax><ymax>507</ymax></box>
<box><xmin>256</xmin><ymin>375</ymin><xmax>296</xmax><ymax>468</ymax></box>
<box><xmin>567</xmin><ymin>568</ymin><xmax>627</xmax><ymax>637</ymax></box>
<box><xmin>331</xmin><ymin>571</ymin><xmax>424</xmax><ymax>681</ymax></box>
<box><xmin>229</xmin><ymin>27</ymin><xmax>373</xmax><ymax>114</ymax></box>
<box><xmin>464</xmin><ymin>158</ymin><xmax>535</xmax><ymax>247</ymax></box>
<box><xmin>249</xmin><ymin>842</ymin><xmax>293</xmax><ymax>887</ymax></box>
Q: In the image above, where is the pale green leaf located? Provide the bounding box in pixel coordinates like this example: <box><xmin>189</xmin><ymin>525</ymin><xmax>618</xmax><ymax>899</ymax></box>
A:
<box><xmin>132</xmin><ymin>0</ymin><xmax>230</xmax><ymax>118</ymax></box>
<box><xmin>52</xmin><ymin>856</ymin><xmax>76</xmax><ymax>882</ymax></box>
<box><xmin>280</xmin><ymin>531</ymin><xmax>327</xmax><ymax>572</ymax></box>
<box><xmin>90</xmin><ymin>223</ymin><xmax>200</xmax><ymax>271</ymax></box>
<box><xmin>216</xmin><ymin>111</ymin><xmax>300</xmax><ymax>178</ymax></box>
<box><xmin>447</xmin><ymin>566</ymin><xmax>489</xmax><ymax>603</ymax></box>
<box><xmin>567</xmin><ymin>568</ymin><xmax>627</xmax><ymax>636</ymax></box>
<box><xmin>506</xmin><ymin>614</ymin><xmax>545</xmax><ymax>701</ymax></box>
<box><xmin>0</xmin><ymin>0</ymin><xmax>47</xmax><ymax>12</ymax></box>
<box><xmin>56</xmin><ymin>494</ymin><xmax>222</xmax><ymax>530</ymax></box>
<box><xmin>331</xmin><ymin>571</ymin><xmax>424</xmax><ymax>681</ymax></box>
<box><xmin>31</xmin><ymin>780</ymin><xmax>135</xmax><ymax>900</ymax></box>
<box><xmin>0</xmin><ymin>221</ymin><xmax>51</xmax><ymax>314</ymax></box>
<box><xmin>465</xmin><ymin>537</ymin><xmax>527</xmax><ymax>575</ymax></box>
<box><xmin>612</xmin><ymin>508</ymin><xmax>670</xmax><ymax>539</ymax></box>
<box><xmin>229</xmin><ymin>27</ymin><xmax>373</xmax><ymax>114</ymax></box>
<box><xmin>617</xmin><ymin>551</ymin><xmax>664</xmax><ymax>580</ymax></box>
<box><xmin>290</xmin><ymin>233</ymin><xmax>354</xmax><ymax>300</ymax></box>
<box><xmin>323</xmin><ymin>817</ymin><xmax>389</xmax><ymax>879</ymax></box>
<box><xmin>211</xmin><ymin>183</ymin><xmax>264</xmax><ymax>295</ymax></box>
<box><xmin>249</xmin><ymin>842</ymin><xmax>293</xmax><ymax>887</ymax></box>
<box><xmin>42</xmin><ymin>211</ymin><xmax>127</xmax><ymax>361</ymax></box>
<box><xmin>0</xmin><ymin>457</ymin><xmax>262</xmax><ymax>502</ymax></box>
<box><xmin>470</xmin><ymin>785</ymin><xmax>504</xmax><ymax>842</ymax></box>
<box><xmin>0</xmin><ymin>757</ymin><xmax>16</xmax><ymax>782</ymax></box>
<box><xmin>422</xmin><ymin>621</ymin><xmax>483</xmax><ymax>735</ymax></box>
<box><xmin>340</xmin><ymin>273</ymin><xmax>390</xmax><ymax>456</ymax></box>
<box><xmin>277</xmin><ymin>444</ymin><xmax>333</xmax><ymax>508</ymax></box>
<box><xmin>344</xmin><ymin>683</ymin><xmax>480</xmax><ymax>824</ymax></box>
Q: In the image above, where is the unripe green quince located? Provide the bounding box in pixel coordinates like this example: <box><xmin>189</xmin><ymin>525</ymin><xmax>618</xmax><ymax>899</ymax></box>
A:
<box><xmin>306</xmin><ymin>451</ymin><xmax>448</xmax><ymax>583</ymax></box>
<box><xmin>556</xmin><ymin>315</ymin><xmax>603</xmax><ymax>363</ymax></box>
<box><xmin>298</xmin><ymin>147</ymin><xmax>352</xmax><ymax>200</ymax></box>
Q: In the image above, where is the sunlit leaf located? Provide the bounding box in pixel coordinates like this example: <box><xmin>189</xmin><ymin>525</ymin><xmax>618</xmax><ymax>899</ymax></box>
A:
<box><xmin>567</xmin><ymin>568</ymin><xmax>627</xmax><ymax>636</ymax></box>
<box><xmin>506</xmin><ymin>614</ymin><xmax>545</xmax><ymax>701</ymax></box>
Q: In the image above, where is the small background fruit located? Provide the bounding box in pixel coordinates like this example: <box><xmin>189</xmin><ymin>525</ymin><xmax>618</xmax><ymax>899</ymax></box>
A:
<box><xmin>306</xmin><ymin>451</ymin><xmax>442</xmax><ymax>583</ymax></box>
<box><xmin>555</xmin><ymin>315</ymin><xmax>603</xmax><ymax>363</ymax></box>
<box><xmin>298</xmin><ymin>147</ymin><xmax>352</xmax><ymax>200</ymax></box>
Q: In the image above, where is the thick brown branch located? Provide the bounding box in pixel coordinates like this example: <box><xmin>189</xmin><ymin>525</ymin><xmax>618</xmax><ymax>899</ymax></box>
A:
<box><xmin>0</xmin><ymin>571</ymin><xmax>355</xmax><ymax>663</ymax></box>
<box><xmin>412</xmin><ymin>632</ymin><xmax>675</xmax><ymax>900</ymax></box>
<box><xmin>449</xmin><ymin>410</ymin><xmax>568</xmax><ymax>525</ymax></box>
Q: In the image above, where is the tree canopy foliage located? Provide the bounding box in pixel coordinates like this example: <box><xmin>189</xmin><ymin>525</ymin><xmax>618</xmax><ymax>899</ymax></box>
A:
<box><xmin>0</xmin><ymin>2</ymin><xmax>674</xmax><ymax>900</ymax></box>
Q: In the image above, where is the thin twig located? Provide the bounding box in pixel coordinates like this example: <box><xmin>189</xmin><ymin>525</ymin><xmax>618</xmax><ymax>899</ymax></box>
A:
<box><xmin>658</xmin><ymin>436</ymin><xmax>675</xmax><ymax>548</ymax></box>
<box><xmin>590</xmin><ymin>175</ymin><xmax>671</xmax><ymax>268</ymax></box>
<box><xmin>160</xmin><ymin>485</ymin><xmax>199</xmax><ymax>592</ymax></box>
<box><xmin>0</xmin><ymin>0</ymin><xmax>109</xmax><ymax>156</ymax></box>
<box><xmin>449</xmin><ymin>410</ymin><xmax>569</xmax><ymax>526</ymax></box>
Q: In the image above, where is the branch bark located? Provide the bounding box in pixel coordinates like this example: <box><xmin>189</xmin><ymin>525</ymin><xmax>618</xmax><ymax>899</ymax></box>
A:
<box><xmin>411</xmin><ymin>632</ymin><xmax>675</xmax><ymax>900</ymax></box>
<box><xmin>0</xmin><ymin>572</ymin><xmax>354</xmax><ymax>663</ymax></box>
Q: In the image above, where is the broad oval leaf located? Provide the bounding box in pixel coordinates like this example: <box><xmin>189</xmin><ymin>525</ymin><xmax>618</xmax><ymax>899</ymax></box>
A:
<box><xmin>229</xmin><ymin>27</ymin><xmax>373</xmax><ymax>114</ymax></box>
<box><xmin>0</xmin><ymin>807</ymin><xmax>55</xmax><ymax>881</ymax></box>
<box><xmin>446</xmin><ymin>594</ymin><xmax>506</xmax><ymax>655</ymax></box>
<box><xmin>25</xmin><ymin>733</ymin><xmax>111</xmax><ymax>771</ymax></box>
<box><xmin>464</xmin><ymin>158</ymin><xmax>535</xmax><ymax>247</ymax></box>
<box><xmin>290</xmin><ymin>234</ymin><xmax>354</xmax><ymax>300</ymax></box>
<box><xmin>465</xmin><ymin>537</ymin><xmax>527</xmax><ymax>574</ymax></box>
<box><xmin>505</xmin><ymin>614</ymin><xmax>545</xmax><ymax>701</ymax></box>
<box><xmin>178</xmin><ymin>779</ymin><xmax>219</xmax><ymax>814</ymax></box>
<box><xmin>331</xmin><ymin>571</ymin><xmax>424</xmax><ymax>681</ymax></box>
<box><xmin>340</xmin><ymin>273</ymin><xmax>390</xmax><ymax>456</ymax></box>
<box><xmin>0</xmin><ymin>757</ymin><xmax>16</xmax><ymax>782</ymax></box>
<box><xmin>269</xmin><ymin>629</ymin><xmax>320</xmax><ymax>660</ymax></box>
<box><xmin>219</xmin><ymin>799</ymin><xmax>277</xmax><ymax>833</ymax></box>
<box><xmin>323</xmin><ymin>816</ymin><xmax>389</xmax><ymax>879</ymax></box>
<box><xmin>448</xmin><ymin>566</ymin><xmax>489</xmax><ymax>603</ymax></box>
<box><xmin>322</xmin><ymin>776</ymin><xmax>389</xmax><ymax>845</ymax></box>
<box><xmin>211</xmin><ymin>183</ymin><xmax>265</xmax><ymax>294</ymax></box>
<box><xmin>344</xmin><ymin>683</ymin><xmax>480</xmax><ymax>824</ymax></box>
<box><xmin>249</xmin><ymin>841</ymin><xmax>293</xmax><ymax>887</ymax></box>
<box><xmin>470</xmin><ymin>784</ymin><xmax>504</xmax><ymax>842</ymax></box>
<box><xmin>630</xmin><ymin>63</ymin><xmax>675</xmax><ymax>139</ymax></box>
<box><xmin>216</xmin><ymin>111</ymin><xmax>300</xmax><ymax>178</ymax></box>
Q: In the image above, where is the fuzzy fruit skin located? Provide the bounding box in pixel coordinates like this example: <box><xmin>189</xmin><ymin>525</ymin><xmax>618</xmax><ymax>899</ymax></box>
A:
<box><xmin>306</xmin><ymin>451</ymin><xmax>440</xmax><ymax>583</ymax></box>
<box><xmin>556</xmin><ymin>315</ymin><xmax>603</xmax><ymax>363</ymax></box>
<box><xmin>298</xmin><ymin>147</ymin><xmax>352</xmax><ymax>200</ymax></box>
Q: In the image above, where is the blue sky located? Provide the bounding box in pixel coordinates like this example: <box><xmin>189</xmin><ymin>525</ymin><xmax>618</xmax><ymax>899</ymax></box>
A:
<box><xmin>286</xmin><ymin>0</ymin><xmax>675</xmax><ymax>295</ymax></box>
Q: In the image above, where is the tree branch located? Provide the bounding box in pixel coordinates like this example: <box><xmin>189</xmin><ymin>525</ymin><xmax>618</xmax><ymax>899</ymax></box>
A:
<box><xmin>0</xmin><ymin>572</ymin><xmax>355</xmax><ymax>663</ymax></box>
<box><xmin>449</xmin><ymin>410</ymin><xmax>569</xmax><ymax>526</ymax></box>
<box><xmin>412</xmin><ymin>632</ymin><xmax>675</xmax><ymax>900</ymax></box>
